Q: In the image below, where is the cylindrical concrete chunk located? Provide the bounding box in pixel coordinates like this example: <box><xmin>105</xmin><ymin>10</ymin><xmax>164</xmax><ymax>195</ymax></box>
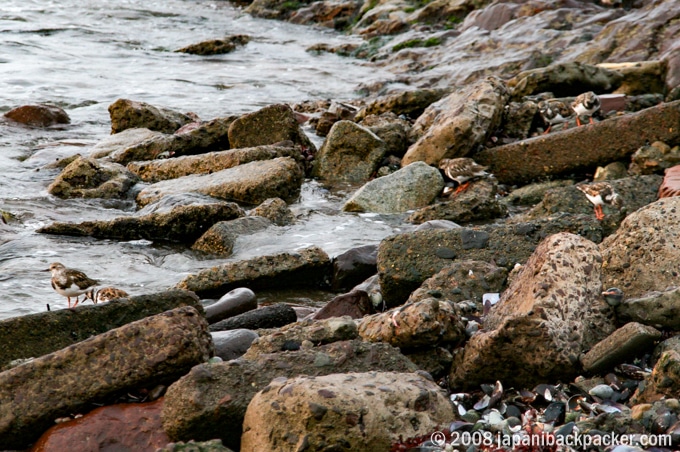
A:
<box><xmin>211</xmin><ymin>329</ymin><xmax>259</xmax><ymax>360</ymax></box>
<box><xmin>209</xmin><ymin>303</ymin><xmax>296</xmax><ymax>332</ymax></box>
<box><xmin>0</xmin><ymin>306</ymin><xmax>213</xmax><ymax>450</ymax></box>
<box><xmin>204</xmin><ymin>288</ymin><xmax>257</xmax><ymax>324</ymax></box>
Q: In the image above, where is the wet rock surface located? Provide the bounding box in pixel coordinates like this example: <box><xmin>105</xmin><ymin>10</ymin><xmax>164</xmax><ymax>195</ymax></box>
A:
<box><xmin>161</xmin><ymin>340</ymin><xmax>417</xmax><ymax>449</ymax></box>
<box><xmin>228</xmin><ymin>103</ymin><xmax>315</xmax><ymax>151</ymax></box>
<box><xmin>47</xmin><ymin>156</ymin><xmax>139</xmax><ymax>199</ymax></box>
<box><xmin>191</xmin><ymin>216</ymin><xmax>272</xmax><ymax>256</ymax></box>
<box><xmin>136</xmin><ymin>157</ymin><xmax>304</xmax><ymax>208</ymax></box>
<box><xmin>38</xmin><ymin>201</ymin><xmax>244</xmax><ymax>244</ymax></box>
<box><xmin>3</xmin><ymin>104</ymin><xmax>70</xmax><ymax>127</ymax></box>
<box><xmin>0</xmin><ymin>306</ymin><xmax>213</xmax><ymax>449</ymax></box>
<box><xmin>241</xmin><ymin>371</ymin><xmax>454</xmax><ymax>452</ymax></box>
<box><xmin>203</xmin><ymin>288</ymin><xmax>257</xmax><ymax>324</ymax></box>
<box><xmin>247</xmin><ymin>197</ymin><xmax>295</xmax><ymax>226</ymax></box>
<box><xmin>176</xmin><ymin>35</ymin><xmax>250</xmax><ymax>55</ymax></box>
<box><xmin>209</xmin><ymin>303</ymin><xmax>298</xmax><ymax>332</ymax></box>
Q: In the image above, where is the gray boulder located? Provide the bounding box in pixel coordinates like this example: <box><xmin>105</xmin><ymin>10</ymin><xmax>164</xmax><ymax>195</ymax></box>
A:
<box><xmin>343</xmin><ymin>161</ymin><xmax>443</xmax><ymax>213</ymax></box>
<box><xmin>204</xmin><ymin>288</ymin><xmax>257</xmax><ymax>324</ymax></box>
<box><xmin>617</xmin><ymin>287</ymin><xmax>680</xmax><ymax>330</ymax></box>
<box><xmin>211</xmin><ymin>330</ymin><xmax>259</xmax><ymax>361</ymax></box>
<box><xmin>312</xmin><ymin>120</ymin><xmax>387</xmax><ymax>183</ymax></box>
<box><xmin>136</xmin><ymin>157</ymin><xmax>304</xmax><ymax>208</ymax></box>
<box><xmin>0</xmin><ymin>306</ymin><xmax>212</xmax><ymax>450</ymax></box>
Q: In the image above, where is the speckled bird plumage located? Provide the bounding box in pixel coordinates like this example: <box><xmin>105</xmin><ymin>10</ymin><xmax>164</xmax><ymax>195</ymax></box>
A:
<box><xmin>93</xmin><ymin>287</ymin><xmax>129</xmax><ymax>303</ymax></box>
<box><xmin>576</xmin><ymin>182</ymin><xmax>622</xmax><ymax>220</ymax></box>
<box><xmin>572</xmin><ymin>91</ymin><xmax>601</xmax><ymax>126</ymax></box>
<box><xmin>438</xmin><ymin>158</ymin><xmax>489</xmax><ymax>185</ymax></box>
<box><xmin>538</xmin><ymin>99</ymin><xmax>573</xmax><ymax>132</ymax></box>
<box><xmin>46</xmin><ymin>262</ymin><xmax>98</xmax><ymax>308</ymax></box>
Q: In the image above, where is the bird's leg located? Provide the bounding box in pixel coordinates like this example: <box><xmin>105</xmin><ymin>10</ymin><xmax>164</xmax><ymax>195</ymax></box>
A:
<box><xmin>576</xmin><ymin>116</ymin><xmax>582</xmax><ymax>127</ymax></box>
<box><xmin>562</xmin><ymin>122</ymin><xmax>569</xmax><ymax>130</ymax></box>
<box><xmin>72</xmin><ymin>297</ymin><xmax>80</xmax><ymax>308</ymax></box>
<box><xmin>595</xmin><ymin>205</ymin><xmax>605</xmax><ymax>221</ymax></box>
<box><xmin>543</xmin><ymin>125</ymin><xmax>552</xmax><ymax>134</ymax></box>
<box><xmin>589</xmin><ymin>117</ymin><xmax>594</xmax><ymax>125</ymax></box>
<box><xmin>454</xmin><ymin>181</ymin><xmax>471</xmax><ymax>195</ymax></box>
<box><xmin>67</xmin><ymin>297</ymin><xmax>72</xmax><ymax>309</ymax></box>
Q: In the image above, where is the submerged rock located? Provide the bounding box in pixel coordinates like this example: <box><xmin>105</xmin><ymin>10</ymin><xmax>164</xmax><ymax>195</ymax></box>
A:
<box><xmin>248</xmin><ymin>197</ymin><xmax>295</xmax><ymax>226</ymax></box>
<box><xmin>3</xmin><ymin>104</ymin><xmax>70</xmax><ymax>127</ymax></box>
<box><xmin>241</xmin><ymin>372</ymin><xmax>453</xmax><ymax>452</ymax></box>
<box><xmin>176</xmin><ymin>35</ymin><xmax>250</xmax><ymax>55</ymax></box>
<box><xmin>342</xmin><ymin>161</ymin><xmax>443</xmax><ymax>213</ymax></box>
<box><xmin>191</xmin><ymin>216</ymin><xmax>272</xmax><ymax>257</ymax></box>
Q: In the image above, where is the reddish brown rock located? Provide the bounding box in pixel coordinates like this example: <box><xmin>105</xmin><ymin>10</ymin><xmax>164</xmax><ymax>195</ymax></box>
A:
<box><xmin>109</xmin><ymin>99</ymin><xmax>194</xmax><ymax>134</ymax></box>
<box><xmin>29</xmin><ymin>400</ymin><xmax>169</xmax><ymax>452</ymax></box>
<box><xmin>476</xmin><ymin>100</ymin><xmax>680</xmax><ymax>185</ymax></box>
<box><xmin>659</xmin><ymin>165</ymin><xmax>680</xmax><ymax>198</ymax></box>
<box><xmin>312</xmin><ymin>290</ymin><xmax>376</xmax><ymax>320</ymax></box>
<box><xmin>4</xmin><ymin>104</ymin><xmax>70</xmax><ymax>127</ymax></box>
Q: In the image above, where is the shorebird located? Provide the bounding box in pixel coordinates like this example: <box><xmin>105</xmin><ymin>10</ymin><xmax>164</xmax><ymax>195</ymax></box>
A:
<box><xmin>92</xmin><ymin>287</ymin><xmax>129</xmax><ymax>303</ymax></box>
<box><xmin>45</xmin><ymin>262</ymin><xmax>98</xmax><ymax>308</ymax></box>
<box><xmin>538</xmin><ymin>99</ymin><xmax>573</xmax><ymax>133</ymax></box>
<box><xmin>575</xmin><ymin>182</ymin><xmax>623</xmax><ymax>221</ymax></box>
<box><xmin>438</xmin><ymin>158</ymin><xmax>490</xmax><ymax>195</ymax></box>
<box><xmin>602</xmin><ymin>287</ymin><xmax>624</xmax><ymax>307</ymax></box>
<box><xmin>571</xmin><ymin>91</ymin><xmax>601</xmax><ymax>126</ymax></box>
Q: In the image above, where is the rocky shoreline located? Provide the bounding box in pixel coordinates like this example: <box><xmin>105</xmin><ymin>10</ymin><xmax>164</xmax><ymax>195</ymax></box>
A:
<box><xmin>1</xmin><ymin>0</ymin><xmax>680</xmax><ymax>450</ymax></box>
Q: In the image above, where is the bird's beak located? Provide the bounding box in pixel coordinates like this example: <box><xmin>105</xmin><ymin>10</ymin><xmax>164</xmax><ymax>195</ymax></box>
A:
<box><xmin>601</xmin><ymin>290</ymin><xmax>616</xmax><ymax>296</ymax></box>
<box><xmin>42</xmin><ymin>268</ymin><xmax>50</xmax><ymax>272</ymax></box>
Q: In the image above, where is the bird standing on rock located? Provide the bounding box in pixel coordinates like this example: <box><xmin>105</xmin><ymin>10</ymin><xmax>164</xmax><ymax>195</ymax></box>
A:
<box><xmin>438</xmin><ymin>157</ymin><xmax>490</xmax><ymax>195</ymax></box>
<box><xmin>575</xmin><ymin>182</ymin><xmax>623</xmax><ymax>221</ymax></box>
<box><xmin>571</xmin><ymin>91</ymin><xmax>601</xmax><ymax>126</ymax></box>
<box><xmin>538</xmin><ymin>99</ymin><xmax>573</xmax><ymax>134</ymax></box>
<box><xmin>45</xmin><ymin>262</ymin><xmax>98</xmax><ymax>308</ymax></box>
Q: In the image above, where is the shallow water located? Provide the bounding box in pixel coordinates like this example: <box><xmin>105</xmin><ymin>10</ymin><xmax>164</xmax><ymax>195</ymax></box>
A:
<box><xmin>0</xmin><ymin>0</ymin><xmax>410</xmax><ymax>319</ymax></box>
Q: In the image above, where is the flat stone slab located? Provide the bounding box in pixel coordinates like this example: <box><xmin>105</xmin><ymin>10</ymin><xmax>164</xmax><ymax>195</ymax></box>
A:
<box><xmin>581</xmin><ymin>322</ymin><xmax>662</xmax><ymax>374</ymax></box>
<box><xmin>136</xmin><ymin>157</ymin><xmax>304</xmax><ymax>208</ymax></box>
<box><xmin>177</xmin><ymin>246</ymin><xmax>331</xmax><ymax>299</ymax></box>
<box><xmin>616</xmin><ymin>286</ymin><xmax>680</xmax><ymax>330</ymax></box>
<box><xmin>0</xmin><ymin>289</ymin><xmax>203</xmax><ymax>370</ymax></box>
<box><xmin>476</xmin><ymin>100</ymin><xmax>680</xmax><ymax>185</ymax></box>
<box><xmin>0</xmin><ymin>306</ymin><xmax>213</xmax><ymax>449</ymax></box>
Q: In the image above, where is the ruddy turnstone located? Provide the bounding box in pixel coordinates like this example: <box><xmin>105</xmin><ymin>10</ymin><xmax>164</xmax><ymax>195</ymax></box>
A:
<box><xmin>602</xmin><ymin>287</ymin><xmax>624</xmax><ymax>307</ymax></box>
<box><xmin>92</xmin><ymin>287</ymin><xmax>129</xmax><ymax>303</ymax></box>
<box><xmin>438</xmin><ymin>158</ymin><xmax>490</xmax><ymax>195</ymax></box>
<box><xmin>538</xmin><ymin>99</ymin><xmax>573</xmax><ymax>133</ymax></box>
<box><xmin>45</xmin><ymin>262</ymin><xmax>98</xmax><ymax>308</ymax></box>
<box><xmin>571</xmin><ymin>91</ymin><xmax>601</xmax><ymax>126</ymax></box>
<box><xmin>575</xmin><ymin>182</ymin><xmax>623</xmax><ymax>221</ymax></box>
